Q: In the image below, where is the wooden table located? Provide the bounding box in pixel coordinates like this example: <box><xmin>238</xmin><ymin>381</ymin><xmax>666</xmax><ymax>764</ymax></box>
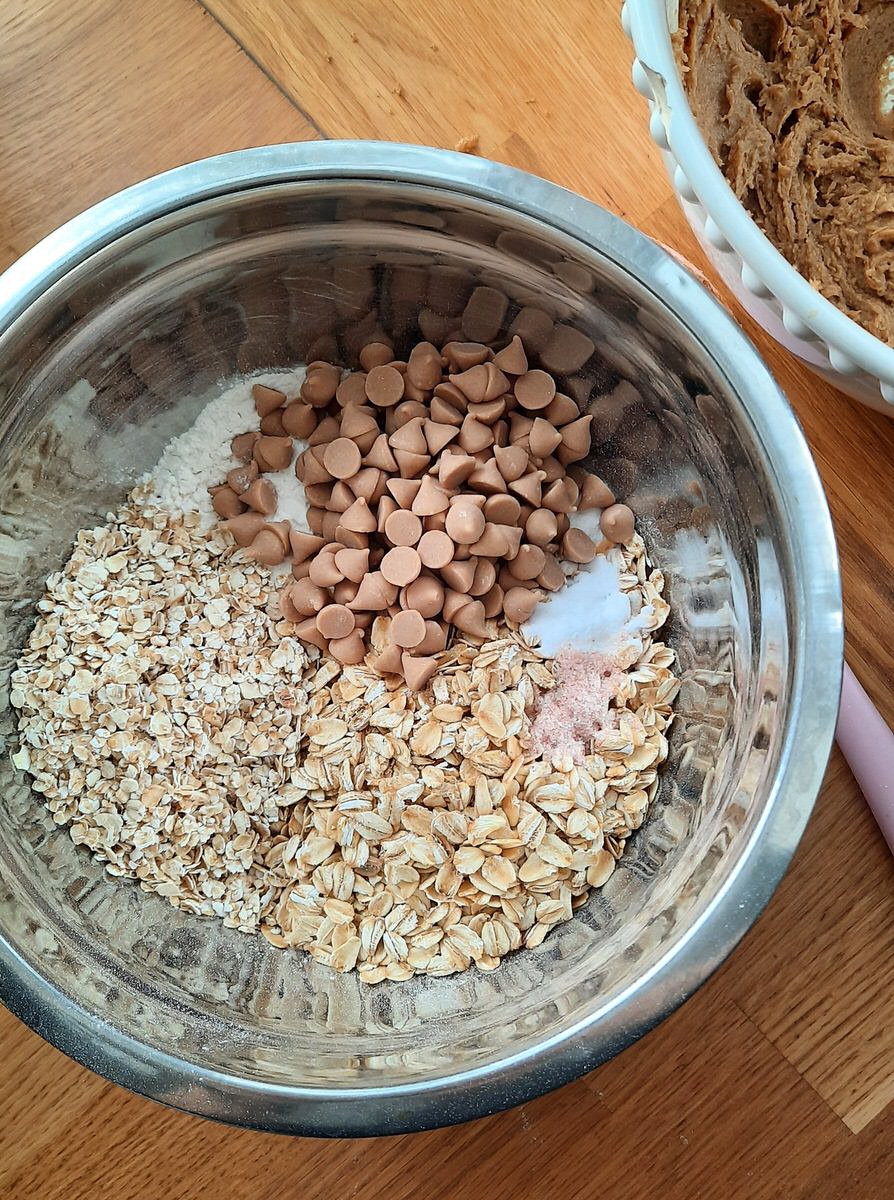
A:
<box><xmin>2</xmin><ymin>2</ymin><xmax>893</xmax><ymax>1196</ymax></box>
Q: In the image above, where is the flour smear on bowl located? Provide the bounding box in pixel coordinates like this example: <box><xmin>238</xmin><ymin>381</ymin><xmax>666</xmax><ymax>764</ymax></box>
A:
<box><xmin>10</xmin><ymin>342</ymin><xmax>678</xmax><ymax>983</ymax></box>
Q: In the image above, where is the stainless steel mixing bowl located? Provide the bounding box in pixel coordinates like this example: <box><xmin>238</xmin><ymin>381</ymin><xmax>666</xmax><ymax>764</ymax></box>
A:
<box><xmin>0</xmin><ymin>142</ymin><xmax>842</xmax><ymax>1135</ymax></box>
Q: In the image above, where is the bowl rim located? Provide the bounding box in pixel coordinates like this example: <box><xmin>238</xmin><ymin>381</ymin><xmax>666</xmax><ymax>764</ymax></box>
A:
<box><xmin>624</xmin><ymin>0</ymin><xmax>894</xmax><ymax>388</ymax></box>
<box><xmin>0</xmin><ymin>141</ymin><xmax>843</xmax><ymax>1135</ymax></box>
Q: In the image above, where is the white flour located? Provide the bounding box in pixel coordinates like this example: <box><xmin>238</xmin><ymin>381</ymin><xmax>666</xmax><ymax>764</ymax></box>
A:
<box><xmin>523</xmin><ymin>509</ymin><xmax>652</xmax><ymax>658</ymax></box>
<box><xmin>147</xmin><ymin>368</ymin><xmax>309</xmax><ymax>530</ymax></box>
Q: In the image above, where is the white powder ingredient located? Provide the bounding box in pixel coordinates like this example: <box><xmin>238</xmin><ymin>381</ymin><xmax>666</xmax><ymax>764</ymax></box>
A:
<box><xmin>148</xmin><ymin>368</ymin><xmax>309</xmax><ymax>529</ymax></box>
<box><xmin>523</xmin><ymin>508</ymin><xmax>652</xmax><ymax>658</ymax></box>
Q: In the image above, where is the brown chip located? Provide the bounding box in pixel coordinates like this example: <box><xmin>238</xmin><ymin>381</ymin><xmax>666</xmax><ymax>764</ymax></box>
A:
<box><xmin>316</xmin><ymin>604</ymin><xmax>356</xmax><ymax>639</ymax></box>
<box><xmin>384</xmin><ymin>509</ymin><xmax>423</xmax><ymax>547</ymax></box>
<box><xmin>371</xmin><ymin>641</ymin><xmax>405</xmax><ymax>676</ymax></box>
<box><xmin>492</xmin><ymin>334</ymin><xmax>528</xmax><ymax>375</ymax></box>
<box><xmin>493</xmin><ymin>444</ymin><xmax>528</xmax><ymax>483</ymax></box>
<box><xmin>307</xmin><ymin>415</ymin><xmax>342</xmax><ymax>447</ymax></box>
<box><xmin>346</xmin><ymin>467</ymin><xmax>384</xmax><ymax>503</ymax></box>
<box><xmin>210</xmin><ymin>486</ymin><xmax>244</xmax><ymax>520</ymax></box>
<box><xmin>254</xmin><ymin>436</ymin><xmax>293</xmax><ymax>472</ymax></box>
<box><xmin>600</xmin><ymin>502</ymin><xmax>635</xmax><ymax>543</ymax></box>
<box><xmin>252</xmin><ymin>383</ymin><xmax>286</xmax><ymax>418</ymax></box>
<box><xmin>541</xmin><ymin>478</ymin><xmax>578</xmax><ymax>513</ymax></box>
<box><xmin>282</xmin><ymin>403</ymin><xmax>317</xmax><ymax>439</ymax></box>
<box><xmin>557</xmin><ymin>414</ymin><xmax>593</xmax><ymax>463</ymax></box>
<box><xmin>260</xmin><ymin>410</ymin><xmax>287</xmax><ymax>437</ymax></box>
<box><xmin>417</xmin><ymin>530</ymin><xmax>455</xmax><ymax>569</ymax></box>
<box><xmin>401</xmin><ymin>653</ymin><xmax>439</xmax><ymax>692</ymax></box>
<box><xmin>242</xmin><ymin>478</ymin><xmax>277</xmax><ymax>515</ymax></box>
<box><xmin>365</xmin><ymin>364</ymin><xmax>405</xmax><ymax>407</ymax></box>
<box><xmin>359</xmin><ymin>342</ymin><xmax>395</xmax><ymax>371</ymax></box>
<box><xmin>231</xmin><ymin>431</ymin><xmax>260</xmax><ymax>462</ymax></box>
<box><xmin>381</xmin><ymin>546</ymin><xmax>422</xmax><ymax>586</ymax></box>
<box><xmin>509</xmin><ymin>543</ymin><xmax>547</xmax><ymax>580</ymax></box>
<box><xmin>514</xmin><ymin>369</ymin><xmax>556</xmax><ymax>411</ymax></box>
<box><xmin>468</xmin><ymin>524</ymin><xmax>509</xmax><ymax>558</ymax></box>
<box><xmin>391</xmin><ymin>609</ymin><xmax>427</xmax><ymax>648</ymax></box>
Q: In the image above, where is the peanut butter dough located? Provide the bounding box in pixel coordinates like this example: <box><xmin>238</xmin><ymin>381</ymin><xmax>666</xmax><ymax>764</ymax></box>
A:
<box><xmin>675</xmin><ymin>0</ymin><xmax>894</xmax><ymax>344</ymax></box>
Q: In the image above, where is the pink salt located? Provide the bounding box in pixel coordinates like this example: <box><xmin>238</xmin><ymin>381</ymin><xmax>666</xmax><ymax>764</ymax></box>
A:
<box><xmin>531</xmin><ymin>649</ymin><xmax>621</xmax><ymax>762</ymax></box>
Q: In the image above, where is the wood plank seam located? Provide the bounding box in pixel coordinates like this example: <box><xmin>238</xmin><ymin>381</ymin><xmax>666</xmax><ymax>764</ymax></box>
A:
<box><xmin>195</xmin><ymin>0</ymin><xmax>330</xmax><ymax>139</ymax></box>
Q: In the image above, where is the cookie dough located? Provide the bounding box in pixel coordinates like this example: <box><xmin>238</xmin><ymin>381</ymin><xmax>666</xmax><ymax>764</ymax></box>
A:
<box><xmin>675</xmin><ymin>0</ymin><xmax>894</xmax><ymax>345</ymax></box>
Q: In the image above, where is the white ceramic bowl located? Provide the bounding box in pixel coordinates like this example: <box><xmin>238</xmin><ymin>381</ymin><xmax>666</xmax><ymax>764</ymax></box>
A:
<box><xmin>622</xmin><ymin>0</ymin><xmax>894</xmax><ymax>415</ymax></box>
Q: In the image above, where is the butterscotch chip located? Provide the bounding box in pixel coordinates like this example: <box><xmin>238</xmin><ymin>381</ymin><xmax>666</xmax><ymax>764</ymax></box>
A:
<box><xmin>558</xmin><ymin>414</ymin><xmax>593</xmax><ymax>461</ymax></box>
<box><xmin>492</xmin><ymin>444</ymin><xmax>529</xmax><ymax>483</ymax></box>
<box><xmin>391</xmin><ymin>609</ymin><xmax>426</xmax><ymax>648</ymax></box>
<box><xmin>469</xmin><ymin>559</ymin><xmax>496</xmax><ymax>596</ymax></box>
<box><xmin>492</xmin><ymin>334</ymin><xmax>528</xmax><ymax>375</ymax></box>
<box><xmin>444</xmin><ymin>341</ymin><xmax>489</xmax><ymax>371</ymax></box>
<box><xmin>430</xmin><ymin>396</ymin><xmax>464</xmax><ymax>427</ymax></box>
<box><xmin>304</xmin><ymin>482</ymin><xmax>333</xmax><ymax>508</ymax></box>
<box><xmin>401</xmin><ymin>653</ymin><xmax>438</xmax><ymax>692</ymax></box>
<box><xmin>540</xmin><ymin>324</ymin><xmax>595</xmax><ymax>374</ymax></box>
<box><xmin>321</xmin><ymin>511</ymin><xmax>342</xmax><ymax>542</ymax></box>
<box><xmin>577</xmin><ymin>471</ymin><xmax>615</xmax><ymax>510</ymax></box>
<box><xmin>600</xmin><ymin>502</ymin><xmax>635</xmax><ymax>543</ymax></box>
<box><xmin>389</xmin><ymin>416</ymin><xmax>428</xmax><ymax>454</ymax></box>
<box><xmin>503</xmin><ymin>585</ymin><xmax>542</xmax><ymax>622</ymax></box>
<box><xmin>423</xmin><ymin>420</ymin><xmax>459</xmax><ymax>456</ymax></box>
<box><xmin>307</xmin><ymin>415</ymin><xmax>342</xmax><ymax>447</ymax></box>
<box><xmin>482</xmin><ymin>363</ymin><xmax>511</xmax><ymax>401</ymax></box>
<box><xmin>468</xmin><ymin>523</ymin><xmax>509</xmax><ymax>558</ymax></box>
<box><xmin>309</xmin><ymin>553</ymin><xmax>343</xmax><ymax>588</ymax></box>
<box><xmin>326</xmin><ymin>481</ymin><xmax>355</xmax><ymax>513</ymax></box>
<box><xmin>366</xmin><ymin>364</ymin><xmax>405</xmax><ymax>407</ymax></box>
<box><xmin>466</xmin><ymin>397</ymin><xmax>507</xmax><ymax>425</ymax></box>
<box><xmin>529</xmin><ymin>417</ymin><xmax>563</xmax><ymax>459</ymax></box>
<box><xmin>543</xmin><ymin>392</ymin><xmax>580</xmax><ymax>426</ymax></box>
<box><xmin>346</xmin><ymin>467</ymin><xmax>383</xmax><ymax>503</ymax></box>
<box><xmin>407</xmin><ymin>341</ymin><xmax>443</xmax><ymax>390</ymax></box>
<box><xmin>438</xmin><ymin>451</ymin><xmax>477</xmax><ymax>488</ymax></box>
<box><xmin>542</xmin><ymin>478</ymin><xmax>579</xmax><ymax>513</ymax></box>
<box><xmin>481</xmin><ymin>582</ymin><xmax>504</xmax><ymax>618</ymax></box>
<box><xmin>333</xmin><ymin>578</ymin><xmax>360</xmax><ymax>606</ymax></box>
<box><xmin>291</xmin><ymin>578</ymin><xmax>330</xmax><ymax>615</ymax></box>
<box><xmin>347</xmin><ymin>571</ymin><xmax>397</xmax><ymax>611</ymax></box>
<box><xmin>279</xmin><ymin>583</ymin><xmax>303</xmax><ymax>623</ymax></box>
<box><xmin>483</xmin><ymin>494</ymin><xmax>521</xmax><ymax>524</ymax></box>
<box><xmin>227</xmin><ymin>462</ymin><xmax>258</xmax><ymax>495</ymax></box>
<box><xmin>328</xmin><ymin>630</ymin><xmax>366</xmax><ymax>665</ymax></box>
<box><xmin>231</xmin><ymin>431</ymin><xmax>259</xmax><ymax>462</ymax></box>
<box><xmin>442</xmin><ymin>588</ymin><xmax>473</xmax><ymax>622</ymax></box>
<box><xmin>359</xmin><ymin>341</ymin><xmax>394</xmax><ymax>370</ymax></box>
<box><xmin>223</xmin><ymin>512</ymin><xmax>267</xmax><ymax>546</ymax></box>
<box><xmin>371</xmin><ymin>641</ymin><xmax>405</xmax><ymax>676</ymax></box>
<box><xmin>393</xmin><ymin>449</ymin><xmax>430</xmax><ymax>478</ymax></box>
<box><xmin>458</xmin><ymin>416</ymin><xmax>494</xmax><ymax>454</ymax></box>
<box><xmin>562</xmin><ymin>528</ymin><xmax>597</xmax><ymax>564</ymax></box>
<box><xmin>509</xmin><ymin>543</ymin><xmax>546</xmax><ymax>580</ymax></box>
<box><xmin>540</xmin><ymin>455</ymin><xmax>565</xmax><ymax>483</ymax></box>
<box><xmin>467</xmin><ymin>459</ymin><xmax>507</xmax><ymax>496</ymax></box>
<box><xmin>537</xmin><ymin>552</ymin><xmax>566</xmax><ymax>591</ymax></box>
<box><xmin>492</xmin><ymin>523</ymin><xmax>523</xmax><ymax>558</ymax></box>
<box><xmin>450</xmin><ymin>364</ymin><xmax>489</xmax><ymax>404</ymax></box>
<box><xmin>508</xmin><ymin>470</ymin><xmax>545</xmax><ymax>506</ymax></box>
<box><xmin>301</xmin><ymin>364</ymin><xmax>341</xmax><ymax>407</ymax></box>
<box><xmin>334</xmin><ymin>547</ymin><xmax>370</xmax><ymax>582</ymax></box>
<box><xmin>525</xmin><ymin>508</ymin><xmax>558</xmax><ymax>546</ymax></box>
<box><xmin>411</xmin><ymin>475</ymin><xmax>450</xmax><ymax>515</ymax></box>
<box><xmin>295</xmin><ymin>616</ymin><xmax>329</xmax><ymax>651</ymax></box>
<box><xmin>381</xmin><ymin>546</ymin><xmax>422</xmax><ymax>586</ymax></box>
<box><xmin>452</xmin><ymin>599</ymin><xmax>488</xmax><ymax>636</ymax></box>
<box><xmin>376</xmin><ymin>495</ymin><xmax>398</xmax><ymax>533</ymax></box>
<box><xmin>242</xmin><ymin>478</ymin><xmax>277</xmax><ymax>515</ymax></box>
<box><xmin>385</xmin><ymin>509</ymin><xmax>423</xmax><ymax>547</ymax></box>
<box><xmin>306</xmin><ymin>508</ymin><xmax>325</xmax><ymax>535</ymax></box>
<box><xmin>416</xmin><ymin>619</ymin><xmax>448</xmax><ymax>655</ymax></box>
<box><xmin>339</xmin><ymin>407</ymin><xmax>380</xmax><ymax>452</ymax></box>
<box><xmin>509</xmin><ymin>412</ymin><xmax>534</xmax><ymax>443</ymax></box>
<box><xmin>210</xmin><ymin>486</ymin><xmax>244</xmax><ymax>520</ymax></box>
<box><xmin>339</xmin><ymin>496</ymin><xmax>377</xmax><ymax>533</ymax></box>
<box><xmin>417</xmin><ymin>529</ymin><xmax>455</xmax><ymax>569</ymax></box>
<box><xmin>387</xmin><ymin>477</ymin><xmax>422</xmax><ymax>508</ymax></box>
<box><xmin>254</xmin><ymin>436</ymin><xmax>293</xmax><ymax>471</ymax></box>
<box><xmin>299</xmin><ymin>449</ymin><xmax>332</xmax><ymax>486</ymax></box>
<box><xmin>245</xmin><ymin>529</ymin><xmax>286</xmax><ymax>566</ymax></box>
<box><xmin>391</xmin><ymin>400</ymin><xmax>428</xmax><ymax>430</ymax></box>
<box><xmin>509</xmin><ymin>306</ymin><xmax>554</xmax><ymax>353</ymax></box>
<box><xmin>316</xmin><ymin>604</ymin><xmax>355</xmax><ymax>639</ymax></box>
<box><xmin>364</xmin><ymin>433</ymin><xmax>398</xmax><ymax>472</ymax></box>
<box><xmin>252</xmin><ymin>383</ymin><xmax>286</xmax><ymax>417</ymax></box>
<box><xmin>282</xmin><ymin>402</ymin><xmax>317</xmax><ymax>439</ymax></box>
<box><xmin>405</xmin><ymin>575</ymin><xmax>444</xmax><ymax>617</ymax></box>
<box><xmin>263</xmin><ymin>410</ymin><xmax>289</xmax><ymax>437</ymax></box>
<box><xmin>514</xmin><ymin>369</ymin><xmax>556</xmax><ymax>412</ymax></box>
<box><xmin>333</xmin><ymin>524</ymin><xmax>369</xmax><ymax>551</ymax></box>
<box><xmin>440</xmin><ymin>557</ymin><xmax>477</xmax><ymax>592</ymax></box>
<box><xmin>322</xmin><ymin>437</ymin><xmax>362</xmax><ymax>480</ymax></box>
<box><xmin>335</xmin><ymin>373</ymin><xmax>368</xmax><ymax>407</ymax></box>
<box><xmin>445</xmin><ymin>503</ymin><xmax>486</xmax><ymax>545</ymax></box>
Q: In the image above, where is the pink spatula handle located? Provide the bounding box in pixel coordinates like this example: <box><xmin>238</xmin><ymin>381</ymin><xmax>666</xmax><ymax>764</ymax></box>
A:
<box><xmin>836</xmin><ymin>663</ymin><xmax>894</xmax><ymax>854</ymax></box>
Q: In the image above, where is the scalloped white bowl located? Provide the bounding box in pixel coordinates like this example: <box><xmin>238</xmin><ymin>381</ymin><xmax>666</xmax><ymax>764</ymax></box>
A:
<box><xmin>622</xmin><ymin>0</ymin><xmax>894</xmax><ymax>415</ymax></box>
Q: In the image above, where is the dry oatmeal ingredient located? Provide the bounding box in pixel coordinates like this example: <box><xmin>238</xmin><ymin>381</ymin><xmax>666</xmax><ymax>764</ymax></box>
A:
<box><xmin>11</xmin><ymin>492</ymin><xmax>676</xmax><ymax>982</ymax></box>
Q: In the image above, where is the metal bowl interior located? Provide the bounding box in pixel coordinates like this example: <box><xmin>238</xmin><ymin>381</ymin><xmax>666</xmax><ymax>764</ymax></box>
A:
<box><xmin>0</xmin><ymin>145</ymin><xmax>842</xmax><ymax>1135</ymax></box>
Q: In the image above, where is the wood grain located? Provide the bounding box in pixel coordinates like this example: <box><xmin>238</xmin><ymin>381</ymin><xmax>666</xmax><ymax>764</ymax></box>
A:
<box><xmin>0</xmin><ymin>0</ymin><xmax>317</xmax><ymax>273</ymax></box>
<box><xmin>2</xmin><ymin>0</ymin><xmax>894</xmax><ymax>1195</ymax></box>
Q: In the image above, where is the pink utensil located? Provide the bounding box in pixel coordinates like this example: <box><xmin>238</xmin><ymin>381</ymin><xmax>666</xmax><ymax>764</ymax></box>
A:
<box><xmin>836</xmin><ymin>663</ymin><xmax>894</xmax><ymax>854</ymax></box>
